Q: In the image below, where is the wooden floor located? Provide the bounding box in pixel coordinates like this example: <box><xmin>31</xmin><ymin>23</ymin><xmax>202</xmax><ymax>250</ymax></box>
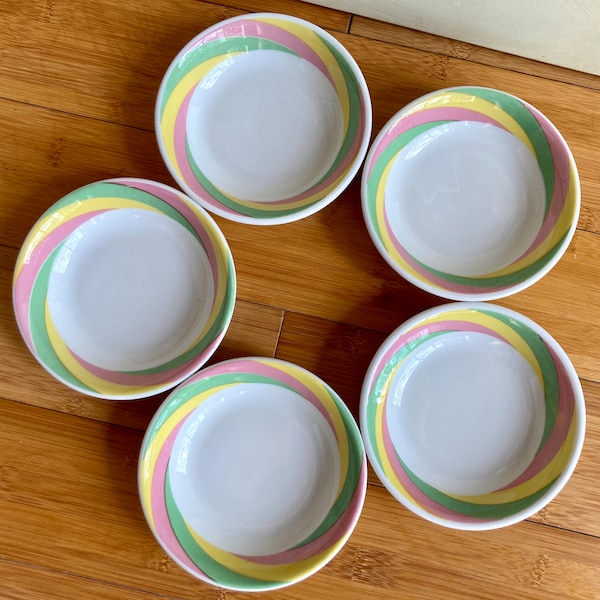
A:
<box><xmin>2</xmin><ymin>0</ymin><xmax>600</xmax><ymax>598</ymax></box>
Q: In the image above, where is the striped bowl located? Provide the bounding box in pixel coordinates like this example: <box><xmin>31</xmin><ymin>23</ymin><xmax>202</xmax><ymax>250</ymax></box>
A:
<box><xmin>13</xmin><ymin>179</ymin><xmax>236</xmax><ymax>400</ymax></box>
<box><xmin>156</xmin><ymin>13</ymin><xmax>372</xmax><ymax>224</ymax></box>
<box><xmin>360</xmin><ymin>303</ymin><xmax>585</xmax><ymax>530</ymax></box>
<box><xmin>138</xmin><ymin>357</ymin><xmax>367</xmax><ymax>591</ymax></box>
<box><xmin>362</xmin><ymin>86</ymin><xmax>580</xmax><ymax>300</ymax></box>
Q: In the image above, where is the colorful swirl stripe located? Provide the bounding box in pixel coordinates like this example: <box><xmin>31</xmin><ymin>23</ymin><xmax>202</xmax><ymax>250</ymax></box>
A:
<box><xmin>363</xmin><ymin>87</ymin><xmax>579</xmax><ymax>295</ymax></box>
<box><xmin>157</xmin><ymin>15</ymin><xmax>369</xmax><ymax>220</ymax></box>
<box><xmin>364</xmin><ymin>308</ymin><xmax>580</xmax><ymax>524</ymax></box>
<box><xmin>139</xmin><ymin>358</ymin><xmax>367</xmax><ymax>591</ymax></box>
<box><xmin>13</xmin><ymin>179</ymin><xmax>235</xmax><ymax>398</ymax></box>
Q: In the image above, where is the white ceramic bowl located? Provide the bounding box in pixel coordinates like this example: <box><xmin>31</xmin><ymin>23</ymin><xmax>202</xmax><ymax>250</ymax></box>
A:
<box><xmin>13</xmin><ymin>178</ymin><xmax>236</xmax><ymax>399</ymax></box>
<box><xmin>156</xmin><ymin>12</ymin><xmax>372</xmax><ymax>224</ymax></box>
<box><xmin>360</xmin><ymin>302</ymin><xmax>585</xmax><ymax>530</ymax></box>
<box><xmin>362</xmin><ymin>86</ymin><xmax>580</xmax><ymax>300</ymax></box>
<box><xmin>139</xmin><ymin>357</ymin><xmax>367</xmax><ymax>590</ymax></box>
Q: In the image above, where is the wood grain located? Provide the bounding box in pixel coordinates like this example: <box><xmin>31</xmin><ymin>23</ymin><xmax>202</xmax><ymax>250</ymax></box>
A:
<box><xmin>1</xmin><ymin>0</ymin><xmax>600</xmax><ymax>597</ymax></box>
<box><xmin>0</xmin><ymin>244</ymin><xmax>283</xmax><ymax>430</ymax></box>
<box><xmin>350</xmin><ymin>16</ymin><xmax>600</xmax><ymax>92</ymax></box>
<box><xmin>1</xmin><ymin>398</ymin><xmax>599</xmax><ymax>600</ymax></box>
<box><xmin>275</xmin><ymin>311</ymin><xmax>600</xmax><ymax>537</ymax></box>
<box><xmin>0</xmin><ymin>559</ymin><xmax>165</xmax><ymax>600</ymax></box>
<box><xmin>0</xmin><ymin>0</ymin><xmax>347</xmax><ymax>133</ymax></box>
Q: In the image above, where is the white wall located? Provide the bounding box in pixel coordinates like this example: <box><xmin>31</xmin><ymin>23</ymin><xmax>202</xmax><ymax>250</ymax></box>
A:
<box><xmin>306</xmin><ymin>0</ymin><xmax>600</xmax><ymax>76</ymax></box>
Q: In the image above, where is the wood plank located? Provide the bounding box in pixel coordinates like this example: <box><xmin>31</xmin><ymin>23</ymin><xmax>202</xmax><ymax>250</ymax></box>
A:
<box><xmin>0</xmin><ymin>99</ymin><xmax>172</xmax><ymax>252</ymax></box>
<box><xmin>275</xmin><ymin>311</ymin><xmax>388</xmax><ymax>420</ymax></box>
<box><xmin>350</xmin><ymin>16</ymin><xmax>600</xmax><ymax>92</ymax></box>
<box><xmin>0</xmin><ymin>559</ymin><xmax>165</xmax><ymax>600</ymax></box>
<box><xmin>0</xmin><ymin>398</ymin><xmax>598</xmax><ymax>600</ymax></box>
<box><xmin>309</xmin><ymin>0</ymin><xmax>600</xmax><ymax>76</ymax></box>
<box><xmin>0</xmin><ymin>0</ymin><xmax>347</xmax><ymax>132</ymax></box>
<box><xmin>331</xmin><ymin>487</ymin><xmax>600</xmax><ymax>600</ymax></box>
<box><xmin>221</xmin><ymin>0</ymin><xmax>350</xmax><ymax>29</ymax></box>
<box><xmin>276</xmin><ymin>311</ymin><xmax>600</xmax><ymax>537</ymax></box>
<box><xmin>2</xmin><ymin>99</ymin><xmax>600</xmax><ymax>382</ymax></box>
<box><xmin>1</xmin><ymin>244</ymin><xmax>283</xmax><ymax>429</ymax></box>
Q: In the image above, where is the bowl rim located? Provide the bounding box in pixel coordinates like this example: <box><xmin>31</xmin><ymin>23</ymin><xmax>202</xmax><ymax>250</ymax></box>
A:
<box><xmin>138</xmin><ymin>356</ymin><xmax>368</xmax><ymax>590</ymax></box>
<box><xmin>361</xmin><ymin>85</ymin><xmax>581</xmax><ymax>301</ymax></box>
<box><xmin>12</xmin><ymin>177</ymin><xmax>236</xmax><ymax>400</ymax></box>
<box><xmin>359</xmin><ymin>301</ymin><xmax>586</xmax><ymax>530</ymax></box>
<box><xmin>155</xmin><ymin>11</ymin><xmax>373</xmax><ymax>225</ymax></box>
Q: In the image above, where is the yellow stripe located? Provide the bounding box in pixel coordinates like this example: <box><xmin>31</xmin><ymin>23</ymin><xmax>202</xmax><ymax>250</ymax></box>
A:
<box><xmin>373</xmin><ymin>358</ymin><xmax>416</xmax><ymax>504</ymax></box>
<box><xmin>417</xmin><ymin>309</ymin><xmax>543</xmax><ymax>384</ymax></box>
<box><xmin>476</xmin><ymin>162</ymin><xmax>579</xmax><ymax>278</ymax></box>
<box><xmin>448</xmin><ymin>415</ymin><xmax>578</xmax><ymax>504</ymax></box>
<box><xmin>406</xmin><ymin>91</ymin><xmax>536</xmax><ymax>156</ymax></box>
<box><xmin>14</xmin><ymin>198</ymin><xmax>159</xmax><ymax>279</ymax></box>
<box><xmin>255</xmin><ymin>17</ymin><xmax>350</xmax><ymax>138</ymax></box>
<box><xmin>139</xmin><ymin>383</ymin><xmax>238</xmax><ymax>529</ymax></box>
<box><xmin>144</xmin><ymin>382</ymin><xmax>237</xmax><ymax>472</ymax></box>
<box><xmin>374</xmin><ymin>152</ymin><xmax>439</xmax><ymax>287</ymax></box>
<box><xmin>186</xmin><ymin>521</ymin><xmax>347</xmax><ymax>582</ymax></box>
<box><xmin>44</xmin><ymin>300</ymin><xmax>160</xmax><ymax>397</ymax></box>
<box><xmin>254</xmin><ymin>358</ymin><xmax>348</xmax><ymax>499</ymax></box>
<box><xmin>160</xmin><ymin>54</ymin><xmax>243</xmax><ymax>181</ymax></box>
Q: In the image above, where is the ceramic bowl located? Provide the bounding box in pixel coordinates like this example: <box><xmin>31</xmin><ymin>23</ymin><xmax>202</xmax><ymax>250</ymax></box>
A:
<box><xmin>362</xmin><ymin>86</ymin><xmax>580</xmax><ymax>300</ymax></box>
<box><xmin>13</xmin><ymin>178</ymin><xmax>236</xmax><ymax>400</ymax></box>
<box><xmin>155</xmin><ymin>12</ymin><xmax>372</xmax><ymax>225</ymax></box>
<box><xmin>360</xmin><ymin>302</ymin><xmax>585</xmax><ymax>530</ymax></box>
<box><xmin>138</xmin><ymin>357</ymin><xmax>367</xmax><ymax>591</ymax></box>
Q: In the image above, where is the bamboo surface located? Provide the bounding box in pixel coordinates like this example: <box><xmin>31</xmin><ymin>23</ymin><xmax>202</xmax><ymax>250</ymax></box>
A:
<box><xmin>1</xmin><ymin>0</ymin><xmax>600</xmax><ymax>598</ymax></box>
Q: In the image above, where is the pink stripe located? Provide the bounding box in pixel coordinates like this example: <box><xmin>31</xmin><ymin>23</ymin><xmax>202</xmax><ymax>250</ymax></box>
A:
<box><xmin>500</xmin><ymin>344</ymin><xmax>576</xmax><ymax>489</ymax></box>
<box><xmin>172</xmin><ymin>90</ymin><xmax>238</xmax><ymax>215</ymax></box>
<box><xmin>149</xmin><ymin>422</ymin><xmax>209</xmax><ymax>578</ymax></box>
<box><xmin>279</xmin><ymin>116</ymin><xmax>366</xmax><ymax>204</ymax></box>
<box><xmin>515</xmin><ymin>104</ymin><xmax>573</xmax><ymax>257</ymax></box>
<box><xmin>171</xmin><ymin>66</ymin><xmax>365</xmax><ymax>213</ymax></box>
<box><xmin>191</xmin><ymin>359</ymin><xmax>337</xmax><ymax>435</ymax></box>
<box><xmin>367</xmin><ymin>107</ymin><xmax>503</xmax><ymax>178</ymax></box>
<box><xmin>238</xmin><ymin>460</ymin><xmax>367</xmax><ymax>565</ymax></box>
<box><xmin>381</xmin><ymin>402</ymin><xmax>484</xmax><ymax>523</ymax></box>
<box><xmin>189</xmin><ymin>19</ymin><xmax>335</xmax><ymax>89</ymax></box>
<box><xmin>371</xmin><ymin>320</ymin><xmax>507</xmax><ymax>384</ymax></box>
<box><xmin>71</xmin><ymin>331</ymin><xmax>224</xmax><ymax>385</ymax></box>
<box><xmin>382</xmin><ymin>207</ymin><xmax>511</xmax><ymax>294</ymax></box>
<box><xmin>13</xmin><ymin>210</ymin><xmax>108</xmax><ymax>349</ymax></box>
<box><xmin>370</xmin><ymin>102</ymin><xmax>574</xmax><ymax>279</ymax></box>
<box><xmin>111</xmin><ymin>179</ymin><xmax>220</xmax><ymax>288</ymax></box>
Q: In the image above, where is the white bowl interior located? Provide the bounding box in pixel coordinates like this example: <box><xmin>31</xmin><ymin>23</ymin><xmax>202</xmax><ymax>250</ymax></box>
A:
<box><xmin>386</xmin><ymin>329</ymin><xmax>546</xmax><ymax>496</ymax></box>
<box><xmin>47</xmin><ymin>208</ymin><xmax>214</xmax><ymax>371</ymax></box>
<box><xmin>168</xmin><ymin>381</ymin><xmax>341</xmax><ymax>556</ymax></box>
<box><xmin>385</xmin><ymin>121</ymin><xmax>546</xmax><ymax>276</ymax></box>
<box><xmin>186</xmin><ymin>49</ymin><xmax>345</xmax><ymax>202</ymax></box>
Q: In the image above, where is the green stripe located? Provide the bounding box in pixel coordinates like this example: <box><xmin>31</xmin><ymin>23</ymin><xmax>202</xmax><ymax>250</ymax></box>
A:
<box><xmin>366</xmin><ymin>121</ymin><xmax>453</xmax><ymax>245</ymax></box>
<box><xmin>294</xmin><ymin>385</ymin><xmax>363</xmax><ymax>546</ymax></box>
<box><xmin>366</xmin><ymin>331</ymin><xmax>447</xmax><ymax>470</ymax></box>
<box><xmin>42</xmin><ymin>182</ymin><xmax>201</xmax><ymax>243</ymax></box>
<box><xmin>400</xmin><ymin>454</ymin><xmax>557</xmax><ymax>519</ymax></box>
<box><xmin>143</xmin><ymin>374</ymin><xmax>300</xmax><ymax>451</ymax></box>
<box><xmin>164</xmin><ymin>475</ymin><xmax>282</xmax><ymax>591</ymax></box>
<box><xmin>185</xmin><ymin>138</ymin><xmax>305</xmax><ymax>219</ymax></box>
<box><xmin>482</xmin><ymin>310</ymin><xmax>558</xmax><ymax>450</ymax></box>
<box><xmin>30</xmin><ymin>247</ymin><xmax>95</xmax><ymax>393</ymax></box>
<box><xmin>412</xmin><ymin>229</ymin><xmax>570</xmax><ymax>288</ymax></box>
<box><xmin>458</xmin><ymin>87</ymin><xmax>555</xmax><ymax>215</ymax></box>
<box><xmin>311</xmin><ymin>36</ymin><xmax>362</xmax><ymax>184</ymax></box>
<box><xmin>160</xmin><ymin>38</ymin><xmax>295</xmax><ymax>117</ymax></box>
<box><xmin>123</xmin><ymin>251</ymin><xmax>235</xmax><ymax>376</ymax></box>
<box><xmin>366</xmin><ymin>310</ymin><xmax>561</xmax><ymax>517</ymax></box>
